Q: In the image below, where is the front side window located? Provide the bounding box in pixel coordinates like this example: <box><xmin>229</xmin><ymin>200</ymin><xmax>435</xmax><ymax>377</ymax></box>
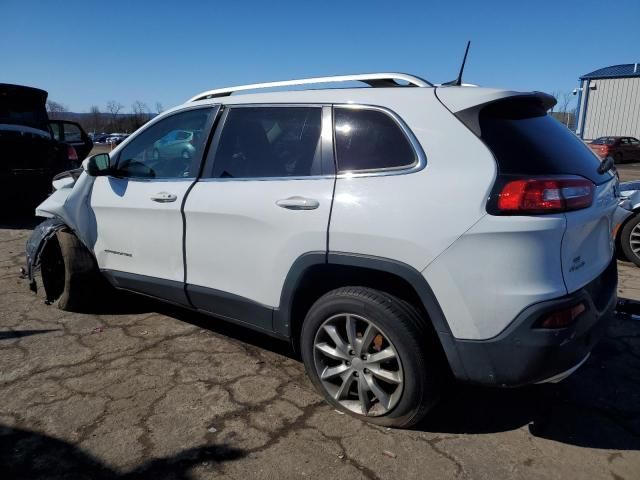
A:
<box><xmin>116</xmin><ymin>108</ymin><xmax>214</xmax><ymax>179</ymax></box>
<box><xmin>210</xmin><ymin>107</ymin><xmax>322</xmax><ymax>178</ymax></box>
<box><xmin>334</xmin><ymin>107</ymin><xmax>417</xmax><ymax>172</ymax></box>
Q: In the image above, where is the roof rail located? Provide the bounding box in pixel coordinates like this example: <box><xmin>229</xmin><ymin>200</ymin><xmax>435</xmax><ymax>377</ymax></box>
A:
<box><xmin>187</xmin><ymin>73</ymin><xmax>432</xmax><ymax>102</ymax></box>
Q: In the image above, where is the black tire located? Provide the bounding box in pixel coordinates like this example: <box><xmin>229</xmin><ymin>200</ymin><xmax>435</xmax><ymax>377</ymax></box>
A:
<box><xmin>300</xmin><ymin>287</ymin><xmax>443</xmax><ymax>428</ymax></box>
<box><xmin>55</xmin><ymin>231</ymin><xmax>104</xmax><ymax>311</ymax></box>
<box><xmin>615</xmin><ymin>152</ymin><xmax>623</xmax><ymax>164</ymax></box>
<box><xmin>620</xmin><ymin>213</ymin><xmax>640</xmax><ymax>267</ymax></box>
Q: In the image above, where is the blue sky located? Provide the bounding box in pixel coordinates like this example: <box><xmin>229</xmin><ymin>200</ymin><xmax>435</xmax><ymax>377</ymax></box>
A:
<box><xmin>2</xmin><ymin>0</ymin><xmax>639</xmax><ymax>112</ymax></box>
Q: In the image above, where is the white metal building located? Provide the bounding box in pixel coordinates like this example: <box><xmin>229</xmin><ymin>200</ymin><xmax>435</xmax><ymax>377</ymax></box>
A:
<box><xmin>575</xmin><ymin>64</ymin><xmax>640</xmax><ymax>140</ymax></box>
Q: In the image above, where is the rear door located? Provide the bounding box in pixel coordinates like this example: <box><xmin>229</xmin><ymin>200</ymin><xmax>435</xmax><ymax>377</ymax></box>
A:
<box><xmin>183</xmin><ymin>104</ymin><xmax>334</xmax><ymax>331</ymax></box>
<box><xmin>476</xmin><ymin>97</ymin><xmax>618</xmax><ymax>293</ymax></box>
<box><xmin>90</xmin><ymin>106</ymin><xmax>218</xmax><ymax>302</ymax></box>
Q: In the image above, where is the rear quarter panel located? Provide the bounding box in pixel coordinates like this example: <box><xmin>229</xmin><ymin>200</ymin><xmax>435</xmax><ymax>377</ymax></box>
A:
<box><xmin>328</xmin><ymin>89</ymin><xmax>497</xmax><ymax>271</ymax></box>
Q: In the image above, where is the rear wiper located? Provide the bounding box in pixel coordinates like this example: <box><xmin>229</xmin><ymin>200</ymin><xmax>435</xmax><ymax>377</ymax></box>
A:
<box><xmin>598</xmin><ymin>156</ymin><xmax>614</xmax><ymax>175</ymax></box>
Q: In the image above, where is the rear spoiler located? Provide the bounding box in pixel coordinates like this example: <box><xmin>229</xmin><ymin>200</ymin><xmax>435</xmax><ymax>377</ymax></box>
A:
<box><xmin>435</xmin><ymin>88</ymin><xmax>556</xmax><ymax>136</ymax></box>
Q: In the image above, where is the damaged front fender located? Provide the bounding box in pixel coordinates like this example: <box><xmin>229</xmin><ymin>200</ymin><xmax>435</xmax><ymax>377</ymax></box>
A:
<box><xmin>24</xmin><ymin>218</ymin><xmax>67</xmax><ymax>295</ymax></box>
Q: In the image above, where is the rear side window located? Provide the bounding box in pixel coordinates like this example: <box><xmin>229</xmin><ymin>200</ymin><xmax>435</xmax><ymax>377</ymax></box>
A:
<box><xmin>210</xmin><ymin>107</ymin><xmax>322</xmax><ymax>178</ymax></box>
<box><xmin>479</xmin><ymin>99</ymin><xmax>611</xmax><ymax>184</ymax></box>
<box><xmin>334</xmin><ymin>108</ymin><xmax>417</xmax><ymax>172</ymax></box>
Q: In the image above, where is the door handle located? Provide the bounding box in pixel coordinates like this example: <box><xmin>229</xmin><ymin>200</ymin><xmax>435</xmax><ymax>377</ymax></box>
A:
<box><xmin>150</xmin><ymin>192</ymin><xmax>177</xmax><ymax>203</ymax></box>
<box><xmin>276</xmin><ymin>196</ymin><xmax>320</xmax><ymax>210</ymax></box>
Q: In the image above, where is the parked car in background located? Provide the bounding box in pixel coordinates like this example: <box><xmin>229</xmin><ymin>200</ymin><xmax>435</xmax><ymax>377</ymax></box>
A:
<box><xmin>49</xmin><ymin>120</ymin><xmax>93</xmax><ymax>160</ymax></box>
<box><xmin>26</xmin><ymin>72</ymin><xmax>619</xmax><ymax>428</ymax></box>
<box><xmin>152</xmin><ymin>129</ymin><xmax>195</xmax><ymax>160</ymax></box>
<box><xmin>104</xmin><ymin>134</ymin><xmax>129</xmax><ymax>145</ymax></box>
<box><xmin>615</xmin><ymin>181</ymin><xmax>640</xmax><ymax>267</ymax></box>
<box><xmin>588</xmin><ymin>136</ymin><xmax>640</xmax><ymax>163</ymax></box>
<box><xmin>0</xmin><ymin>83</ymin><xmax>92</xmax><ymax>208</ymax></box>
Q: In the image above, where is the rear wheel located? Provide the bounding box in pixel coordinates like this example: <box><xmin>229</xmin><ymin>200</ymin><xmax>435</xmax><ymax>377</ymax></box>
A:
<box><xmin>620</xmin><ymin>212</ymin><xmax>640</xmax><ymax>267</ymax></box>
<box><xmin>300</xmin><ymin>287</ymin><xmax>443</xmax><ymax>428</ymax></box>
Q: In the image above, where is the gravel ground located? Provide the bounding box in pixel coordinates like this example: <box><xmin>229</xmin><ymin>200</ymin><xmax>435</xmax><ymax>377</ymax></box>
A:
<box><xmin>1</xmin><ymin>211</ymin><xmax>639</xmax><ymax>479</ymax></box>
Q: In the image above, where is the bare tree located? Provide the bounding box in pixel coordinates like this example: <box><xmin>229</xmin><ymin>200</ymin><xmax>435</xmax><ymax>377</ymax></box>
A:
<box><xmin>46</xmin><ymin>100</ymin><xmax>67</xmax><ymax>120</ymax></box>
<box><xmin>106</xmin><ymin>100</ymin><xmax>124</xmax><ymax>131</ymax></box>
<box><xmin>559</xmin><ymin>92</ymin><xmax>573</xmax><ymax>127</ymax></box>
<box><xmin>155</xmin><ymin>101</ymin><xmax>164</xmax><ymax>114</ymax></box>
<box><xmin>131</xmin><ymin>101</ymin><xmax>151</xmax><ymax>130</ymax></box>
<box><xmin>89</xmin><ymin>105</ymin><xmax>102</xmax><ymax>133</ymax></box>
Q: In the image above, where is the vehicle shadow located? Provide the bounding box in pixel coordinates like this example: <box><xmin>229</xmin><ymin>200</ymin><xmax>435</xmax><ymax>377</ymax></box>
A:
<box><xmin>0</xmin><ymin>424</ymin><xmax>245</xmax><ymax>479</ymax></box>
<box><xmin>94</xmin><ymin>290</ymin><xmax>298</xmax><ymax>360</ymax></box>
<box><xmin>88</xmin><ymin>290</ymin><xmax>640</xmax><ymax>450</ymax></box>
<box><xmin>418</xmin><ymin>313</ymin><xmax>640</xmax><ymax>451</ymax></box>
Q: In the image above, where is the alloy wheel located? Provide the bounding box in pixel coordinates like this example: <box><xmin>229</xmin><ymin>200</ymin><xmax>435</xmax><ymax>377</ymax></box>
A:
<box><xmin>313</xmin><ymin>313</ymin><xmax>404</xmax><ymax>416</ymax></box>
<box><xmin>629</xmin><ymin>222</ymin><xmax>640</xmax><ymax>258</ymax></box>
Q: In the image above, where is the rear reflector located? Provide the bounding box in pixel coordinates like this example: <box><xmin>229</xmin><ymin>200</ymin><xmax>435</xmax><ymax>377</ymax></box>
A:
<box><xmin>536</xmin><ymin>303</ymin><xmax>586</xmax><ymax>329</ymax></box>
<box><xmin>67</xmin><ymin>145</ymin><xmax>78</xmax><ymax>162</ymax></box>
<box><xmin>492</xmin><ymin>176</ymin><xmax>594</xmax><ymax>214</ymax></box>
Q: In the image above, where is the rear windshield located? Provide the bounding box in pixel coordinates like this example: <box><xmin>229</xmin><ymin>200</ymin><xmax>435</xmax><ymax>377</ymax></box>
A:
<box><xmin>592</xmin><ymin>137</ymin><xmax>616</xmax><ymax>145</ymax></box>
<box><xmin>479</xmin><ymin>98</ymin><xmax>611</xmax><ymax>184</ymax></box>
<box><xmin>0</xmin><ymin>99</ymin><xmax>49</xmax><ymax>132</ymax></box>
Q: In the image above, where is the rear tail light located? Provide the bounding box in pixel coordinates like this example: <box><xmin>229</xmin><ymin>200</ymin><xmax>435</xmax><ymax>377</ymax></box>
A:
<box><xmin>535</xmin><ymin>303</ymin><xmax>586</xmax><ymax>329</ymax></box>
<box><xmin>489</xmin><ymin>176</ymin><xmax>594</xmax><ymax>215</ymax></box>
<box><xmin>67</xmin><ymin>145</ymin><xmax>78</xmax><ymax>162</ymax></box>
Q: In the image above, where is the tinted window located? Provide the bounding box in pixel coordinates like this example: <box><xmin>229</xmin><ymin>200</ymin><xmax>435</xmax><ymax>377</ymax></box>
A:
<box><xmin>592</xmin><ymin>137</ymin><xmax>616</xmax><ymax>145</ymax></box>
<box><xmin>210</xmin><ymin>107</ymin><xmax>322</xmax><ymax>178</ymax></box>
<box><xmin>63</xmin><ymin>123</ymin><xmax>82</xmax><ymax>142</ymax></box>
<box><xmin>116</xmin><ymin>108</ymin><xmax>214</xmax><ymax>179</ymax></box>
<box><xmin>334</xmin><ymin>108</ymin><xmax>416</xmax><ymax>172</ymax></box>
<box><xmin>630</xmin><ymin>138</ymin><xmax>640</xmax><ymax>145</ymax></box>
<box><xmin>479</xmin><ymin>99</ymin><xmax>611</xmax><ymax>184</ymax></box>
<box><xmin>50</xmin><ymin>123</ymin><xmax>61</xmax><ymax>141</ymax></box>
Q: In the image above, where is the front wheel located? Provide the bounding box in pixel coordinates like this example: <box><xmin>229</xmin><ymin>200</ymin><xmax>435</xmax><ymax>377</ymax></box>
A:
<box><xmin>620</xmin><ymin>212</ymin><xmax>640</xmax><ymax>267</ymax></box>
<box><xmin>300</xmin><ymin>287</ymin><xmax>443</xmax><ymax>428</ymax></box>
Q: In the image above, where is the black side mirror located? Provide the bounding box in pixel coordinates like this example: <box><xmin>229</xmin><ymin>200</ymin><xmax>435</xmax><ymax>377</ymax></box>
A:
<box><xmin>86</xmin><ymin>153</ymin><xmax>111</xmax><ymax>176</ymax></box>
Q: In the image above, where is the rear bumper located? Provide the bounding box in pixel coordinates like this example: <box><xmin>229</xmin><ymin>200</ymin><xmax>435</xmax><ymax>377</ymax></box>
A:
<box><xmin>450</xmin><ymin>256</ymin><xmax>617</xmax><ymax>386</ymax></box>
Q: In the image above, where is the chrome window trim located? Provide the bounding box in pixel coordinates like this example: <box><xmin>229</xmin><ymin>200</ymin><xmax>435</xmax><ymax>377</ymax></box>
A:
<box><xmin>197</xmin><ymin>175</ymin><xmax>335</xmax><ymax>183</ymax></box>
<box><xmin>110</xmin><ymin>177</ymin><xmax>196</xmax><ymax>183</ymax></box>
<box><xmin>332</xmin><ymin>104</ymin><xmax>427</xmax><ymax>179</ymax></box>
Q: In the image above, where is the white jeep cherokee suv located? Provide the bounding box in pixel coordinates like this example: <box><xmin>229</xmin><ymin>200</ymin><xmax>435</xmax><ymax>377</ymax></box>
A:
<box><xmin>26</xmin><ymin>73</ymin><xmax>619</xmax><ymax>428</ymax></box>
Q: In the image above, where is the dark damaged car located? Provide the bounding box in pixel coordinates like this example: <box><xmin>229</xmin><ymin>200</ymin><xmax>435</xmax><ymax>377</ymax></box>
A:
<box><xmin>0</xmin><ymin>83</ymin><xmax>92</xmax><ymax>208</ymax></box>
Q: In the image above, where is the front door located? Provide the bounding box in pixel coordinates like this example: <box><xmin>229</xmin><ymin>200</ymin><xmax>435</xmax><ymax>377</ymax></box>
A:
<box><xmin>90</xmin><ymin>106</ymin><xmax>218</xmax><ymax>302</ymax></box>
<box><xmin>184</xmin><ymin>105</ymin><xmax>335</xmax><ymax>331</ymax></box>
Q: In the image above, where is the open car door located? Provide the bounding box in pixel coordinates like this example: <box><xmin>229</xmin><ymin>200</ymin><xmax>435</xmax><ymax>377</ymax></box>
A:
<box><xmin>49</xmin><ymin>120</ymin><xmax>93</xmax><ymax>160</ymax></box>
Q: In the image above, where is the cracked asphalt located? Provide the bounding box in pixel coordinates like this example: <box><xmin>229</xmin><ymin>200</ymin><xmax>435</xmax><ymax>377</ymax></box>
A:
<box><xmin>1</xmin><ymin>214</ymin><xmax>639</xmax><ymax>480</ymax></box>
